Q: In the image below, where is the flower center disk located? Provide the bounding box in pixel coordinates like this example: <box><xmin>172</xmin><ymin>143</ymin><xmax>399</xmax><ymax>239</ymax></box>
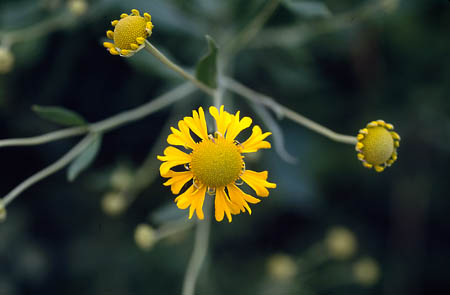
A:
<box><xmin>361</xmin><ymin>127</ymin><xmax>394</xmax><ymax>165</ymax></box>
<box><xmin>190</xmin><ymin>137</ymin><xmax>243</xmax><ymax>188</ymax></box>
<box><xmin>113</xmin><ymin>16</ymin><xmax>147</xmax><ymax>50</ymax></box>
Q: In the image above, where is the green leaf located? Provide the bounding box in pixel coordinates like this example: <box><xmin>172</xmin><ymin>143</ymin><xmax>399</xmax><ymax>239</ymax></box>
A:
<box><xmin>32</xmin><ymin>105</ymin><xmax>87</xmax><ymax>126</ymax></box>
<box><xmin>67</xmin><ymin>134</ymin><xmax>102</xmax><ymax>182</ymax></box>
<box><xmin>282</xmin><ymin>0</ymin><xmax>331</xmax><ymax>18</ymax></box>
<box><xmin>195</xmin><ymin>35</ymin><xmax>218</xmax><ymax>89</ymax></box>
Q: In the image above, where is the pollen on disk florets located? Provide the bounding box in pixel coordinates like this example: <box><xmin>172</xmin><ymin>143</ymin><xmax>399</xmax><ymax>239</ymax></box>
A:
<box><xmin>190</xmin><ymin>135</ymin><xmax>244</xmax><ymax>189</ymax></box>
<box><xmin>355</xmin><ymin>120</ymin><xmax>400</xmax><ymax>172</ymax></box>
<box><xmin>103</xmin><ymin>9</ymin><xmax>153</xmax><ymax>57</ymax></box>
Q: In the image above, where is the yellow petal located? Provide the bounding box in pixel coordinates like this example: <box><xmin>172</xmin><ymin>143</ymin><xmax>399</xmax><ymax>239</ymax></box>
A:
<box><xmin>227</xmin><ymin>184</ymin><xmax>261</xmax><ymax>215</ymax></box>
<box><xmin>226</xmin><ymin>111</ymin><xmax>252</xmax><ymax>141</ymax></box>
<box><xmin>175</xmin><ymin>184</ymin><xmax>206</xmax><ymax>220</ymax></box>
<box><xmin>215</xmin><ymin>187</ymin><xmax>233</xmax><ymax>222</ymax></box>
<box><xmin>184</xmin><ymin>107</ymin><xmax>209</xmax><ymax>140</ymax></box>
<box><xmin>240</xmin><ymin>170</ymin><xmax>276</xmax><ymax>197</ymax></box>
<box><xmin>167</xmin><ymin>120</ymin><xmax>197</xmax><ymax>149</ymax></box>
<box><xmin>209</xmin><ymin>105</ymin><xmax>231</xmax><ymax>136</ymax></box>
<box><xmin>162</xmin><ymin>170</ymin><xmax>193</xmax><ymax>194</ymax></box>
<box><xmin>157</xmin><ymin>146</ymin><xmax>191</xmax><ymax>175</ymax></box>
<box><xmin>240</xmin><ymin>125</ymin><xmax>271</xmax><ymax>153</ymax></box>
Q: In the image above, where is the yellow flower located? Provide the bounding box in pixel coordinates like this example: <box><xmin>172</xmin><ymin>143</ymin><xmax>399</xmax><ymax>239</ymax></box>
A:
<box><xmin>355</xmin><ymin>120</ymin><xmax>400</xmax><ymax>172</ymax></box>
<box><xmin>103</xmin><ymin>9</ymin><xmax>153</xmax><ymax>57</ymax></box>
<box><xmin>158</xmin><ymin>106</ymin><xmax>276</xmax><ymax>222</ymax></box>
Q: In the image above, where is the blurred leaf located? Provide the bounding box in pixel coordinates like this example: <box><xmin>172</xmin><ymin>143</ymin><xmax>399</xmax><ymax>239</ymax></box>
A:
<box><xmin>282</xmin><ymin>0</ymin><xmax>331</xmax><ymax>18</ymax></box>
<box><xmin>32</xmin><ymin>105</ymin><xmax>87</xmax><ymax>126</ymax></box>
<box><xmin>195</xmin><ymin>35</ymin><xmax>218</xmax><ymax>89</ymax></box>
<box><xmin>67</xmin><ymin>134</ymin><xmax>102</xmax><ymax>182</ymax></box>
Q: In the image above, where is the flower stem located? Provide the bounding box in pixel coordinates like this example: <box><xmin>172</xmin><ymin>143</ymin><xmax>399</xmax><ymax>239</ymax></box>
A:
<box><xmin>2</xmin><ymin>133</ymin><xmax>97</xmax><ymax>207</ymax></box>
<box><xmin>0</xmin><ymin>83</ymin><xmax>195</xmax><ymax>149</ymax></box>
<box><xmin>181</xmin><ymin>197</ymin><xmax>213</xmax><ymax>295</ymax></box>
<box><xmin>223</xmin><ymin>77</ymin><xmax>357</xmax><ymax>145</ymax></box>
<box><xmin>144</xmin><ymin>40</ymin><xmax>215</xmax><ymax>97</ymax></box>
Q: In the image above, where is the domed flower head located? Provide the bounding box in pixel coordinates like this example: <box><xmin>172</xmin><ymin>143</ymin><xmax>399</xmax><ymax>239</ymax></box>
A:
<box><xmin>355</xmin><ymin>120</ymin><xmax>400</xmax><ymax>172</ymax></box>
<box><xmin>103</xmin><ymin>9</ymin><xmax>153</xmax><ymax>57</ymax></box>
<box><xmin>158</xmin><ymin>106</ymin><xmax>276</xmax><ymax>222</ymax></box>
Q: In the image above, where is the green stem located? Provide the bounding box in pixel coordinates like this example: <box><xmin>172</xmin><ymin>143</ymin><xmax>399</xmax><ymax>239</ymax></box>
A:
<box><xmin>2</xmin><ymin>133</ymin><xmax>97</xmax><ymax>207</ymax></box>
<box><xmin>0</xmin><ymin>83</ymin><xmax>195</xmax><ymax>148</ymax></box>
<box><xmin>223</xmin><ymin>77</ymin><xmax>357</xmax><ymax>145</ymax></box>
<box><xmin>181</xmin><ymin>198</ymin><xmax>213</xmax><ymax>295</ymax></box>
<box><xmin>144</xmin><ymin>40</ymin><xmax>215</xmax><ymax>97</ymax></box>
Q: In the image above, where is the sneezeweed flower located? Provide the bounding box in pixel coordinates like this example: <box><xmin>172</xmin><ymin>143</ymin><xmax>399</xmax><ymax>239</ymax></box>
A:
<box><xmin>103</xmin><ymin>9</ymin><xmax>153</xmax><ymax>57</ymax></box>
<box><xmin>158</xmin><ymin>106</ymin><xmax>276</xmax><ymax>222</ymax></box>
<box><xmin>355</xmin><ymin>120</ymin><xmax>400</xmax><ymax>172</ymax></box>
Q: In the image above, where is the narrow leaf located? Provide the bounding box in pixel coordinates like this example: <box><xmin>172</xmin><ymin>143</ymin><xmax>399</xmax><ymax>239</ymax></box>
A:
<box><xmin>32</xmin><ymin>105</ymin><xmax>87</xmax><ymax>126</ymax></box>
<box><xmin>67</xmin><ymin>134</ymin><xmax>102</xmax><ymax>182</ymax></box>
<box><xmin>283</xmin><ymin>0</ymin><xmax>331</xmax><ymax>18</ymax></box>
<box><xmin>195</xmin><ymin>35</ymin><xmax>218</xmax><ymax>89</ymax></box>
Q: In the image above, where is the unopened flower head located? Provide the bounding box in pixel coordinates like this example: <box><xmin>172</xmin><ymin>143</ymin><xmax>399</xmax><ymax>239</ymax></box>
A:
<box><xmin>325</xmin><ymin>226</ymin><xmax>358</xmax><ymax>260</ymax></box>
<box><xmin>134</xmin><ymin>223</ymin><xmax>157</xmax><ymax>250</ymax></box>
<box><xmin>103</xmin><ymin>9</ymin><xmax>153</xmax><ymax>57</ymax></box>
<box><xmin>353</xmin><ymin>257</ymin><xmax>381</xmax><ymax>286</ymax></box>
<box><xmin>158</xmin><ymin>106</ymin><xmax>276</xmax><ymax>223</ymax></box>
<box><xmin>0</xmin><ymin>47</ymin><xmax>14</xmax><ymax>74</ymax></box>
<box><xmin>68</xmin><ymin>0</ymin><xmax>88</xmax><ymax>16</ymax></box>
<box><xmin>355</xmin><ymin>120</ymin><xmax>400</xmax><ymax>172</ymax></box>
<box><xmin>266</xmin><ymin>253</ymin><xmax>298</xmax><ymax>281</ymax></box>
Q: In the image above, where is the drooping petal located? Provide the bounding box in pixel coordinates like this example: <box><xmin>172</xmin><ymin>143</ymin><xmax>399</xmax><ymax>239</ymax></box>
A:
<box><xmin>162</xmin><ymin>170</ymin><xmax>194</xmax><ymax>194</ymax></box>
<box><xmin>184</xmin><ymin>107</ymin><xmax>209</xmax><ymax>140</ymax></box>
<box><xmin>215</xmin><ymin>187</ymin><xmax>235</xmax><ymax>222</ymax></box>
<box><xmin>226</xmin><ymin>111</ymin><xmax>252</xmax><ymax>141</ymax></box>
<box><xmin>227</xmin><ymin>183</ymin><xmax>261</xmax><ymax>215</ymax></box>
<box><xmin>209</xmin><ymin>105</ymin><xmax>231</xmax><ymax>136</ymax></box>
<box><xmin>240</xmin><ymin>125</ymin><xmax>272</xmax><ymax>153</ymax></box>
<box><xmin>175</xmin><ymin>184</ymin><xmax>206</xmax><ymax>220</ymax></box>
<box><xmin>240</xmin><ymin>170</ymin><xmax>276</xmax><ymax>197</ymax></box>
<box><xmin>167</xmin><ymin>120</ymin><xmax>197</xmax><ymax>149</ymax></box>
<box><xmin>157</xmin><ymin>146</ymin><xmax>191</xmax><ymax>176</ymax></box>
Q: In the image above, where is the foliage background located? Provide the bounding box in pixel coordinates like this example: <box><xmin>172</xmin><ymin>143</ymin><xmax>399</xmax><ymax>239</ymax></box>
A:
<box><xmin>1</xmin><ymin>0</ymin><xmax>449</xmax><ymax>294</ymax></box>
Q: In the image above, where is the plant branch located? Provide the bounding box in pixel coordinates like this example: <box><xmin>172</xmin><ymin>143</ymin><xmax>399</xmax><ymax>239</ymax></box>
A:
<box><xmin>2</xmin><ymin>133</ymin><xmax>97</xmax><ymax>207</ymax></box>
<box><xmin>0</xmin><ymin>83</ymin><xmax>195</xmax><ymax>148</ymax></box>
<box><xmin>223</xmin><ymin>77</ymin><xmax>357</xmax><ymax>145</ymax></box>
<box><xmin>144</xmin><ymin>41</ymin><xmax>215</xmax><ymax>97</ymax></box>
<box><xmin>181</xmin><ymin>198</ymin><xmax>213</xmax><ymax>295</ymax></box>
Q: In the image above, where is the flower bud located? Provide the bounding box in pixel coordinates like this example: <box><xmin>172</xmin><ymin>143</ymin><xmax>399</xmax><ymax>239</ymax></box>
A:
<box><xmin>68</xmin><ymin>0</ymin><xmax>88</xmax><ymax>16</ymax></box>
<box><xmin>356</xmin><ymin>120</ymin><xmax>400</xmax><ymax>172</ymax></box>
<box><xmin>0</xmin><ymin>47</ymin><xmax>14</xmax><ymax>74</ymax></box>
<box><xmin>353</xmin><ymin>257</ymin><xmax>380</xmax><ymax>286</ymax></box>
<box><xmin>134</xmin><ymin>223</ymin><xmax>157</xmax><ymax>250</ymax></box>
<box><xmin>101</xmin><ymin>192</ymin><xmax>126</xmax><ymax>216</ymax></box>
<box><xmin>325</xmin><ymin>226</ymin><xmax>357</xmax><ymax>260</ymax></box>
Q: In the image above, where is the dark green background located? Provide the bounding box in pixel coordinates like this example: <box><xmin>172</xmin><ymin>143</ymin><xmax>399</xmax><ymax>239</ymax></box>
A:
<box><xmin>1</xmin><ymin>0</ymin><xmax>449</xmax><ymax>294</ymax></box>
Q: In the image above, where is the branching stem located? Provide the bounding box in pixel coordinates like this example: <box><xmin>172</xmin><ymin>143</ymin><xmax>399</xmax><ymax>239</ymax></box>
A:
<box><xmin>223</xmin><ymin>77</ymin><xmax>357</xmax><ymax>145</ymax></box>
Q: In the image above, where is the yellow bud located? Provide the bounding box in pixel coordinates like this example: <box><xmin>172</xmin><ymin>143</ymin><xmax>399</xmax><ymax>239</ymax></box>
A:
<box><xmin>0</xmin><ymin>47</ymin><xmax>15</xmax><ymax>74</ymax></box>
<box><xmin>356</xmin><ymin>120</ymin><xmax>400</xmax><ymax>172</ymax></box>
<box><xmin>134</xmin><ymin>224</ymin><xmax>157</xmax><ymax>250</ymax></box>
<box><xmin>325</xmin><ymin>226</ymin><xmax>358</xmax><ymax>260</ymax></box>
<box><xmin>353</xmin><ymin>257</ymin><xmax>380</xmax><ymax>286</ymax></box>
<box><xmin>103</xmin><ymin>9</ymin><xmax>153</xmax><ymax>57</ymax></box>
<box><xmin>266</xmin><ymin>253</ymin><xmax>298</xmax><ymax>281</ymax></box>
<box><xmin>101</xmin><ymin>192</ymin><xmax>126</xmax><ymax>216</ymax></box>
<box><xmin>68</xmin><ymin>0</ymin><xmax>88</xmax><ymax>16</ymax></box>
